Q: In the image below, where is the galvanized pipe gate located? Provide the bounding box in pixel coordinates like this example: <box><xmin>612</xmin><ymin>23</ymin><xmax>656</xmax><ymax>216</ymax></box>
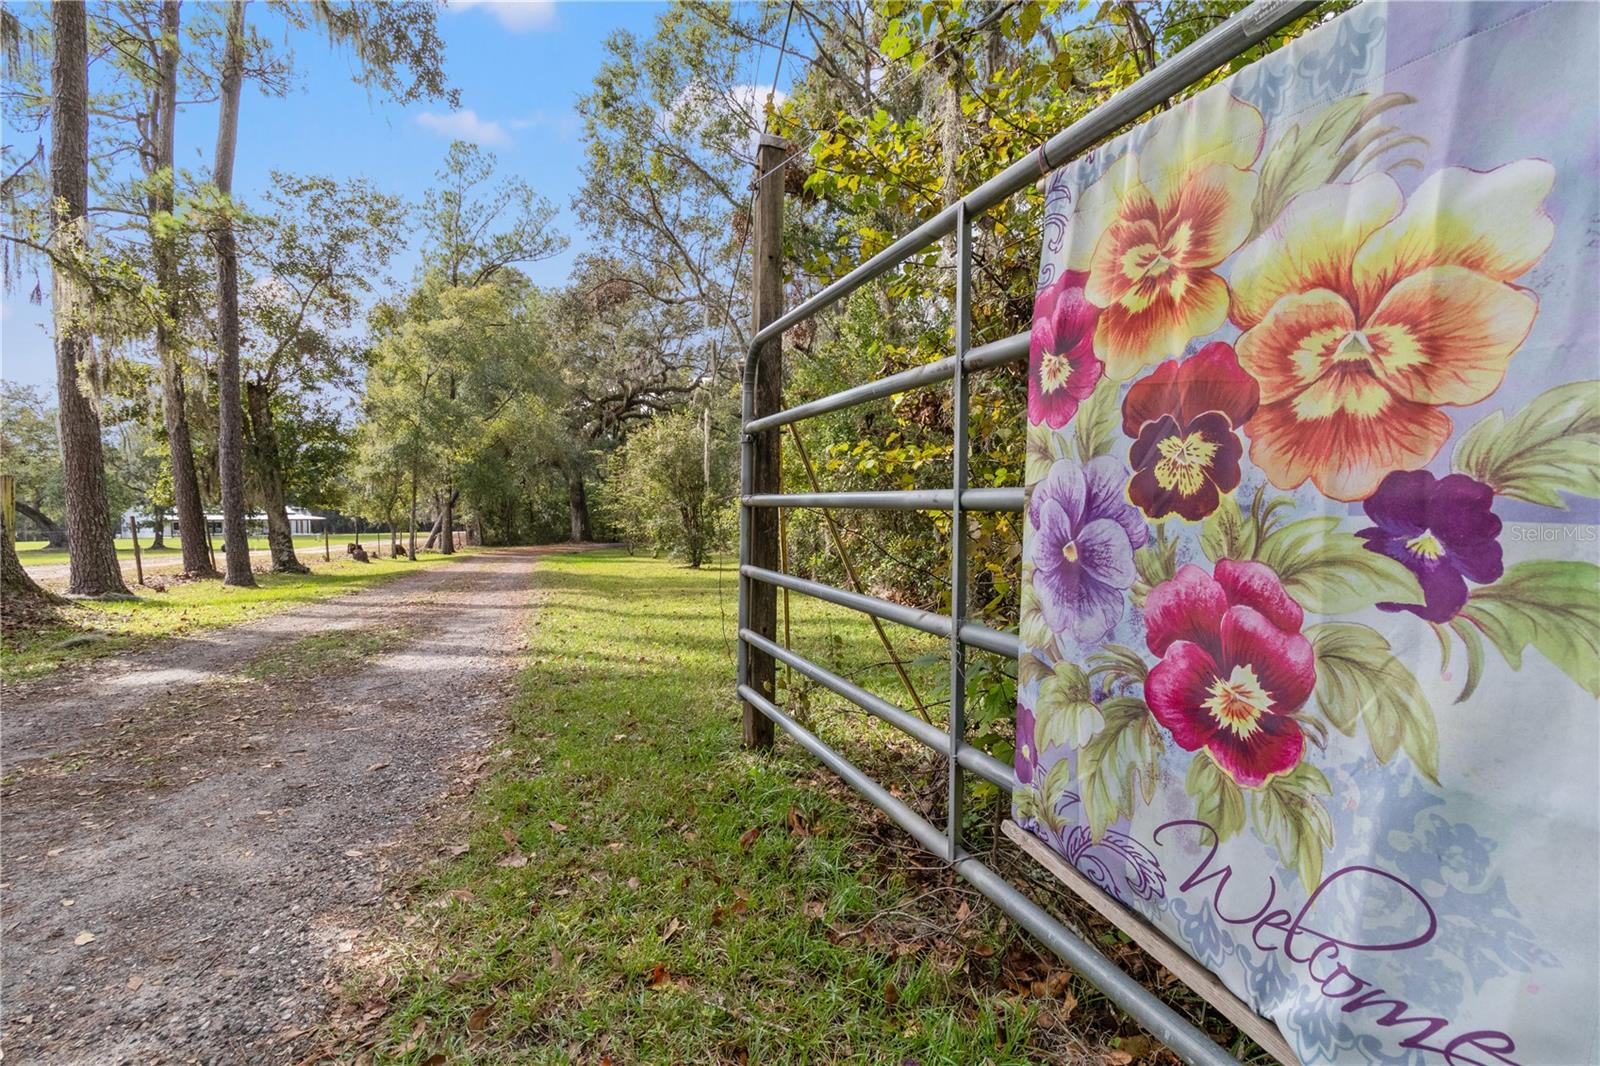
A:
<box><xmin>735</xmin><ymin>4</ymin><xmax>1319</xmax><ymax>1062</ymax></box>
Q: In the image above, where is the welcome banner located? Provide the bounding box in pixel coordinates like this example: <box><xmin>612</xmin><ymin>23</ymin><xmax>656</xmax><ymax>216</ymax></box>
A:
<box><xmin>1014</xmin><ymin>2</ymin><xmax>1599</xmax><ymax>1061</ymax></box>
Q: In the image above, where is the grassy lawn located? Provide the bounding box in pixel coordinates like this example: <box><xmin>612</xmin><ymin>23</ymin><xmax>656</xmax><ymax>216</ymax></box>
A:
<box><xmin>0</xmin><ymin>550</ymin><xmax>474</xmax><ymax>683</ymax></box>
<box><xmin>15</xmin><ymin>531</ymin><xmax>386</xmax><ymax>568</ymax></box>
<box><xmin>338</xmin><ymin>550</ymin><xmax>1202</xmax><ymax>1064</ymax></box>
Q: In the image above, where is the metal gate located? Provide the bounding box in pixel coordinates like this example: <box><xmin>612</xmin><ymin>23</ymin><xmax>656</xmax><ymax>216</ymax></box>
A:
<box><xmin>735</xmin><ymin>4</ymin><xmax>1318</xmax><ymax>1062</ymax></box>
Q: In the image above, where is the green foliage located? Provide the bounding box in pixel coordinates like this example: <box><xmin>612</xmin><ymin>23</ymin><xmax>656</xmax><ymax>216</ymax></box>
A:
<box><xmin>1452</xmin><ymin>381</ymin><xmax>1600</xmax><ymax>508</ymax></box>
<box><xmin>1307</xmin><ymin>621</ymin><xmax>1440</xmax><ymax>784</ymax></box>
<box><xmin>1076</xmin><ymin>695</ymin><xmax>1162</xmax><ymax>841</ymax></box>
<box><xmin>1459</xmin><ymin>560</ymin><xmax>1600</xmax><ymax>696</ymax></box>
<box><xmin>1251</xmin><ymin>762</ymin><xmax>1334</xmax><ymax>893</ymax></box>
<box><xmin>1186</xmin><ymin>752</ymin><xmax>1246</xmax><ymax>844</ymax></box>
<box><xmin>598</xmin><ymin>408</ymin><xmax>732</xmax><ymax>567</ymax></box>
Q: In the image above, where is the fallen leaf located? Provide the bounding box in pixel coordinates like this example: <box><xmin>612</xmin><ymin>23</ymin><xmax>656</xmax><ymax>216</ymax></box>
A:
<box><xmin>367</xmin><ymin>762</ymin><xmax>389</xmax><ymax>772</ymax></box>
<box><xmin>74</xmin><ymin>931</ymin><xmax>96</xmax><ymax>946</ymax></box>
<box><xmin>883</xmin><ymin>981</ymin><xmax>900</xmax><ymax>1006</ymax></box>
<box><xmin>802</xmin><ymin>901</ymin><xmax>825</xmax><ymax>920</ymax></box>
<box><xmin>61</xmin><ymin>899</ymin><xmax>75</xmax><ymax>908</ymax></box>
<box><xmin>501</xmin><ymin>827</ymin><xmax>519</xmax><ymax>850</ymax></box>
<box><xmin>1103</xmin><ymin>1051</ymin><xmax>1133</xmax><ymax>1066</ymax></box>
<box><xmin>46</xmin><ymin>847</ymin><xmax>64</xmax><ymax>858</ymax></box>
<box><xmin>495</xmin><ymin>852</ymin><xmax>528</xmax><ymax>868</ymax></box>
<box><xmin>549</xmin><ymin>820</ymin><xmax>567</xmax><ymax>833</ymax></box>
<box><xmin>126</xmin><ymin>975</ymin><xmax>144</xmax><ymax>991</ymax></box>
<box><xmin>786</xmin><ymin>807</ymin><xmax>809</xmax><ymax>837</ymax></box>
<box><xmin>626</xmin><ymin>877</ymin><xmax>640</xmax><ymax>890</ymax></box>
<box><xmin>448</xmin><ymin>844</ymin><xmax>471</xmax><ymax>857</ymax></box>
<box><xmin>549</xmin><ymin>945</ymin><xmax>565</xmax><ymax>968</ymax></box>
<box><xmin>444</xmin><ymin>888</ymin><xmax>475</xmax><ymax>904</ymax></box>
<box><xmin>646</xmin><ymin>963</ymin><xmax>672</xmax><ymax>989</ymax></box>
<box><xmin>971</xmin><ymin>942</ymin><xmax>996</xmax><ymax>958</ymax></box>
<box><xmin>738</xmin><ymin>827</ymin><xmax>760</xmax><ymax>850</ymax></box>
<box><xmin>445</xmin><ymin>970</ymin><xmax>471</xmax><ymax>987</ymax></box>
<box><xmin>660</xmin><ymin>916</ymin><xmax>681</xmax><ymax>943</ymax></box>
<box><xmin>420</xmin><ymin>1054</ymin><xmax>447</xmax><ymax>1066</ymax></box>
<box><xmin>466</xmin><ymin>1005</ymin><xmax>492</xmax><ymax>1031</ymax></box>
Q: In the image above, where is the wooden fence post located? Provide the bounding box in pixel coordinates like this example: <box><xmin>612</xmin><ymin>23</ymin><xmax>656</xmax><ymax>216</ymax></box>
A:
<box><xmin>130</xmin><ymin>515</ymin><xmax>144</xmax><ymax>586</ymax></box>
<box><xmin>743</xmin><ymin>132</ymin><xmax>788</xmax><ymax>751</ymax></box>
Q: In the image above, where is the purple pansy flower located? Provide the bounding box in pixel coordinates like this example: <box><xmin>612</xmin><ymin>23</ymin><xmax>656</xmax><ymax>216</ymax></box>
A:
<box><xmin>1016</xmin><ymin>695</ymin><xmax>1038</xmax><ymax>786</ymax></box>
<box><xmin>1028</xmin><ymin>270</ymin><xmax>1103</xmax><ymax>428</ymax></box>
<box><xmin>1357</xmin><ymin>469</ymin><xmax>1504</xmax><ymax>623</ymax></box>
<box><xmin>1029</xmin><ymin>456</ymin><xmax>1149</xmax><ymax>643</ymax></box>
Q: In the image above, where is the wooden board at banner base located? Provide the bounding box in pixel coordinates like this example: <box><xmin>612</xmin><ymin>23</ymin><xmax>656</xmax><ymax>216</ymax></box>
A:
<box><xmin>1001</xmin><ymin>820</ymin><xmax>1298</xmax><ymax>1066</ymax></box>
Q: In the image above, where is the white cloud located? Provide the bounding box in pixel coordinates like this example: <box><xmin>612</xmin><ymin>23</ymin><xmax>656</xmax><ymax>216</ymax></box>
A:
<box><xmin>450</xmin><ymin>0</ymin><xmax>557</xmax><ymax>33</ymax></box>
<box><xmin>416</xmin><ymin>108</ymin><xmax>510</xmax><ymax>147</ymax></box>
<box><xmin>507</xmin><ymin>108</ymin><xmax>580</xmax><ymax>141</ymax></box>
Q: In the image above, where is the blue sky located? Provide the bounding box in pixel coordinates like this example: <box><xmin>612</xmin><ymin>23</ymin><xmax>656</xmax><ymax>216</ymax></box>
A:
<box><xmin>2</xmin><ymin>0</ymin><xmax>782</xmax><ymax>392</ymax></box>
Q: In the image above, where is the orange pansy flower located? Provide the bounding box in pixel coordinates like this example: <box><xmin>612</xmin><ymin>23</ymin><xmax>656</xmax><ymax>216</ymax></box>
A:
<box><xmin>1066</xmin><ymin>92</ymin><xmax>1264</xmax><ymax>381</ymax></box>
<box><xmin>1229</xmin><ymin>163</ymin><xmax>1554</xmax><ymax>501</ymax></box>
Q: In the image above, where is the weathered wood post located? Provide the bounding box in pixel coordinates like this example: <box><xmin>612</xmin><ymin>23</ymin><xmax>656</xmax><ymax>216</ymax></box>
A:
<box><xmin>130</xmin><ymin>514</ymin><xmax>144</xmax><ymax>586</ymax></box>
<box><xmin>324</xmin><ymin>523</ymin><xmax>330</xmax><ymax>562</ymax></box>
<box><xmin>742</xmin><ymin>132</ymin><xmax>787</xmax><ymax>751</ymax></box>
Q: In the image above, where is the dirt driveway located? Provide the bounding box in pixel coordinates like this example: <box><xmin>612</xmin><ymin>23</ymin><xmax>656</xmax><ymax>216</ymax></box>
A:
<box><xmin>1</xmin><ymin>547</ymin><xmax>558</xmax><ymax>1064</ymax></box>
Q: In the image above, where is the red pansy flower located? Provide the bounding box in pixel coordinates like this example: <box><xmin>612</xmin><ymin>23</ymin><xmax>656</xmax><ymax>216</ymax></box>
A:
<box><xmin>1121</xmin><ymin>342</ymin><xmax>1260</xmax><ymax>521</ymax></box>
<box><xmin>1028</xmin><ymin>270</ymin><xmax>1104</xmax><ymax>429</ymax></box>
<box><xmin>1142</xmin><ymin>560</ymin><xmax>1314</xmax><ymax>788</ymax></box>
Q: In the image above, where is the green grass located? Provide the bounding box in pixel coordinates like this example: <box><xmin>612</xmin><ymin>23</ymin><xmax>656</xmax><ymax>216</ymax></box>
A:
<box><xmin>240</xmin><ymin>627</ymin><xmax>410</xmax><ymax>682</ymax></box>
<box><xmin>1</xmin><ymin>551</ymin><xmax>474</xmax><ymax>683</ymax></box>
<box><xmin>15</xmin><ymin>531</ymin><xmax>383</xmax><ymax>568</ymax></box>
<box><xmin>345</xmin><ymin>550</ymin><xmax>1070</xmax><ymax>1064</ymax></box>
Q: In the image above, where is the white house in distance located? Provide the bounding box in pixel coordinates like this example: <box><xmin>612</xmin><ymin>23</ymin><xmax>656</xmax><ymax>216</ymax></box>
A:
<box><xmin>123</xmin><ymin>507</ymin><xmax>326</xmax><ymax>539</ymax></box>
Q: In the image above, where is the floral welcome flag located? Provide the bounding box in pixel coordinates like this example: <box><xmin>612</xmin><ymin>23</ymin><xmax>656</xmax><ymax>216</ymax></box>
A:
<box><xmin>1015</xmin><ymin>2</ymin><xmax>1600</xmax><ymax>1061</ymax></box>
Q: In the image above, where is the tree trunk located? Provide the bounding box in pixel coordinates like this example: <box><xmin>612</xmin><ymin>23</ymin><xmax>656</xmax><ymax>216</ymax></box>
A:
<box><xmin>439</xmin><ymin>484</ymin><xmax>455</xmax><ymax>554</ymax></box>
<box><xmin>14</xmin><ymin>502</ymin><xmax>67</xmax><ymax>550</ymax></box>
<box><xmin>2</xmin><ymin>517</ymin><xmax>65</xmax><ymax>626</ymax></box>
<box><xmin>49</xmin><ymin>1</ymin><xmax>129</xmax><ymax>599</ymax></box>
<box><xmin>244</xmin><ymin>379</ymin><xmax>306</xmax><ymax>573</ymax></box>
<box><xmin>419</xmin><ymin>486</ymin><xmax>457</xmax><ymax>547</ymax></box>
<box><xmin>210</xmin><ymin>1</ymin><xmax>254</xmax><ymax>587</ymax></box>
<box><xmin>566</xmin><ymin>472</ymin><xmax>592</xmax><ymax>543</ymax></box>
<box><xmin>150</xmin><ymin>0</ymin><xmax>213</xmax><ymax>578</ymax></box>
<box><xmin>149</xmin><ymin>506</ymin><xmax>165</xmax><ymax>548</ymax></box>
<box><xmin>408</xmin><ymin>455</ymin><xmax>418</xmax><ymax>559</ymax></box>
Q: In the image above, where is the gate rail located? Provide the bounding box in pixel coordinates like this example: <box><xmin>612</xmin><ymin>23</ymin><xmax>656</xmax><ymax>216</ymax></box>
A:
<box><xmin>735</xmin><ymin>4</ymin><xmax>1319</xmax><ymax>1062</ymax></box>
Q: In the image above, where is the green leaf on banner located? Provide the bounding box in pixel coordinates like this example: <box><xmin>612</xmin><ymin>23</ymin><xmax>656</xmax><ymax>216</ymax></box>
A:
<box><xmin>1452</xmin><ymin>381</ymin><xmax>1600</xmax><ymax>507</ymax></box>
<box><xmin>1185</xmin><ymin>752</ymin><xmax>1246</xmax><ymax>843</ymax></box>
<box><xmin>1078</xmin><ymin>695</ymin><xmax>1162</xmax><ymax>840</ymax></box>
<box><xmin>1134</xmin><ymin>523</ymin><xmax>1178</xmax><ymax>586</ymax></box>
<box><xmin>1039</xmin><ymin>756</ymin><xmax>1077</xmax><ymax>833</ymax></box>
<box><xmin>1073</xmin><ymin>376</ymin><xmax>1120</xmax><ymax>464</ymax></box>
<box><xmin>1035</xmin><ymin>661</ymin><xmax>1102</xmax><ymax>752</ymax></box>
<box><xmin>1257</xmin><ymin>515</ymin><xmax>1425</xmax><ymax>616</ymax></box>
<box><xmin>1307</xmin><ymin>621</ymin><xmax>1439</xmax><ymax>784</ymax></box>
<box><xmin>1199</xmin><ymin>491</ymin><xmax>1255</xmax><ymax>563</ymax></box>
<box><xmin>1459</xmin><ymin>560</ymin><xmax>1600</xmax><ymax>696</ymax></box>
<box><xmin>1086</xmin><ymin>643</ymin><xmax>1151</xmax><ymax>689</ymax></box>
<box><xmin>1026</xmin><ymin>422</ymin><xmax>1057</xmax><ymax>484</ymax></box>
<box><xmin>1446</xmin><ymin>617</ymin><xmax>1486</xmax><ymax>705</ymax></box>
<box><xmin>1018</xmin><ymin>652</ymin><xmax>1053</xmax><ymax>690</ymax></box>
<box><xmin>1252</xmin><ymin>762</ymin><xmax>1334</xmax><ymax>892</ymax></box>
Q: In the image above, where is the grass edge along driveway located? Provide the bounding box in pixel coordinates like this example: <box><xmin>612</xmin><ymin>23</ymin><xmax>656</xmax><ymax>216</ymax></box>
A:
<box><xmin>336</xmin><ymin>550</ymin><xmax>1124</xmax><ymax>1065</ymax></box>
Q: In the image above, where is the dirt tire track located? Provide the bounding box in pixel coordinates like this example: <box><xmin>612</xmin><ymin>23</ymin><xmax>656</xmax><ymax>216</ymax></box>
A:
<box><xmin>1</xmin><ymin>547</ymin><xmax>563</xmax><ymax>1065</ymax></box>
